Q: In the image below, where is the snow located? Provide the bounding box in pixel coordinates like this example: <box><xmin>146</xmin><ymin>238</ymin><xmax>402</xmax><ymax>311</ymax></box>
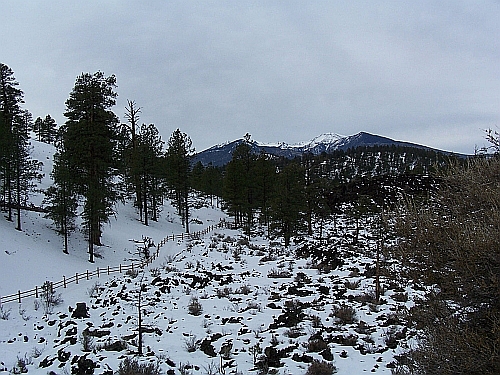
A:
<box><xmin>0</xmin><ymin>140</ymin><xmax>414</xmax><ymax>374</ymax></box>
<box><xmin>292</xmin><ymin>133</ymin><xmax>345</xmax><ymax>149</ymax></box>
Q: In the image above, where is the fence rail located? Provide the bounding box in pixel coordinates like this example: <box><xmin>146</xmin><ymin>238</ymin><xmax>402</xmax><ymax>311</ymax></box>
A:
<box><xmin>0</xmin><ymin>221</ymin><xmax>231</xmax><ymax>305</ymax></box>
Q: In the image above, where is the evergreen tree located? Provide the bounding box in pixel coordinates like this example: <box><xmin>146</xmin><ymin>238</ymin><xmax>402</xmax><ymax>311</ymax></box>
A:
<box><xmin>0</xmin><ymin>63</ymin><xmax>41</xmax><ymax>229</ymax></box>
<box><xmin>253</xmin><ymin>153</ymin><xmax>275</xmax><ymax>227</ymax></box>
<box><xmin>199</xmin><ymin>163</ymin><xmax>223</xmax><ymax>207</ymax></box>
<box><xmin>222</xmin><ymin>135</ymin><xmax>256</xmax><ymax>236</ymax></box>
<box><xmin>0</xmin><ymin>63</ymin><xmax>24</xmax><ymax>221</ymax></box>
<box><xmin>11</xmin><ymin>111</ymin><xmax>42</xmax><ymax>231</ymax></box>
<box><xmin>43</xmin><ymin>147</ymin><xmax>78</xmax><ymax>254</ymax></box>
<box><xmin>165</xmin><ymin>129</ymin><xmax>194</xmax><ymax>233</ymax></box>
<box><xmin>135</xmin><ymin>123</ymin><xmax>165</xmax><ymax>225</ymax></box>
<box><xmin>33</xmin><ymin>116</ymin><xmax>43</xmax><ymax>142</ymax></box>
<box><xmin>122</xmin><ymin>100</ymin><xmax>143</xmax><ymax>220</ymax></box>
<box><xmin>61</xmin><ymin>71</ymin><xmax>120</xmax><ymax>262</ymax></box>
<box><xmin>38</xmin><ymin>114</ymin><xmax>57</xmax><ymax>144</ymax></box>
<box><xmin>269</xmin><ymin>161</ymin><xmax>306</xmax><ymax>246</ymax></box>
<box><xmin>190</xmin><ymin>161</ymin><xmax>205</xmax><ymax>194</ymax></box>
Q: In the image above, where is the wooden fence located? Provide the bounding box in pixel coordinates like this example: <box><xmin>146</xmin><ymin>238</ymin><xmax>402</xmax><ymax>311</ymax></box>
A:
<box><xmin>0</xmin><ymin>221</ymin><xmax>230</xmax><ymax>305</ymax></box>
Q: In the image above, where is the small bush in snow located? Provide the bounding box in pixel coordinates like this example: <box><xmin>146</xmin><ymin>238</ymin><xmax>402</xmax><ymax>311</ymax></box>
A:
<box><xmin>183</xmin><ymin>334</ymin><xmax>198</xmax><ymax>352</ymax></box>
<box><xmin>216</xmin><ymin>287</ymin><xmax>232</xmax><ymax>298</ymax></box>
<box><xmin>267</xmin><ymin>268</ymin><xmax>291</xmax><ymax>278</ymax></box>
<box><xmin>116</xmin><ymin>357</ymin><xmax>161</xmax><ymax>375</ymax></box>
<box><xmin>87</xmin><ymin>281</ymin><xmax>102</xmax><ymax>298</ymax></box>
<box><xmin>187</xmin><ymin>297</ymin><xmax>203</xmax><ymax>316</ymax></box>
<box><xmin>344</xmin><ymin>279</ymin><xmax>361</xmax><ymax>290</ymax></box>
<box><xmin>12</xmin><ymin>354</ymin><xmax>31</xmax><ymax>374</ymax></box>
<box><xmin>332</xmin><ymin>304</ymin><xmax>357</xmax><ymax>324</ymax></box>
<box><xmin>125</xmin><ymin>268</ymin><xmax>139</xmax><ymax>278</ymax></box>
<box><xmin>305</xmin><ymin>359</ymin><xmax>337</xmax><ymax>375</ymax></box>
<box><xmin>149</xmin><ymin>267</ymin><xmax>160</xmax><ymax>277</ymax></box>
<box><xmin>80</xmin><ymin>331</ymin><xmax>95</xmax><ymax>352</ymax></box>
<box><xmin>0</xmin><ymin>305</ymin><xmax>11</xmax><ymax>320</ymax></box>
<box><xmin>236</xmin><ymin>284</ymin><xmax>252</xmax><ymax>295</ymax></box>
<box><xmin>40</xmin><ymin>281</ymin><xmax>62</xmax><ymax>314</ymax></box>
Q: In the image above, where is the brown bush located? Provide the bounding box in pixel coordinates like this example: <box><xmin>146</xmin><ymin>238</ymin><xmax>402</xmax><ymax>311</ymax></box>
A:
<box><xmin>393</xmin><ymin>156</ymin><xmax>500</xmax><ymax>374</ymax></box>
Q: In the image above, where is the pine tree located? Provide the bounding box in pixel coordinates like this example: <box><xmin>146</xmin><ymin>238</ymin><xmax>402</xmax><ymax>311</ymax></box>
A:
<box><xmin>0</xmin><ymin>63</ymin><xmax>24</xmax><ymax>221</ymax></box>
<box><xmin>165</xmin><ymin>129</ymin><xmax>194</xmax><ymax>233</ymax></box>
<box><xmin>253</xmin><ymin>153</ymin><xmax>275</xmax><ymax>227</ymax></box>
<box><xmin>39</xmin><ymin>114</ymin><xmax>57</xmax><ymax>144</ymax></box>
<box><xmin>269</xmin><ymin>161</ymin><xmax>306</xmax><ymax>247</ymax></box>
<box><xmin>33</xmin><ymin>116</ymin><xmax>43</xmax><ymax>142</ymax></box>
<box><xmin>135</xmin><ymin>123</ymin><xmax>165</xmax><ymax>225</ymax></box>
<box><xmin>0</xmin><ymin>63</ymin><xmax>41</xmax><ymax>229</ymax></box>
<box><xmin>122</xmin><ymin>100</ymin><xmax>143</xmax><ymax>220</ymax></box>
<box><xmin>222</xmin><ymin>135</ymin><xmax>256</xmax><ymax>236</ymax></box>
<box><xmin>44</xmin><ymin>147</ymin><xmax>78</xmax><ymax>254</ymax></box>
<box><xmin>61</xmin><ymin>71</ymin><xmax>120</xmax><ymax>262</ymax></box>
<box><xmin>11</xmin><ymin>112</ymin><xmax>42</xmax><ymax>231</ymax></box>
<box><xmin>195</xmin><ymin>163</ymin><xmax>223</xmax><ymax>207</ymax></box>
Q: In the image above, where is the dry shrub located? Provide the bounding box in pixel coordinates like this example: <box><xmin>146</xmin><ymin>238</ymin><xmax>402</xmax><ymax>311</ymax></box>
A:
<box><xmin>332</xmin><ymin>304</ymin><xmax>357</xmax><ymax>324</ymax></box>
<box><xmin>393</xmin><ymin>156</ymin><xmax>500</xmax><ymax>375</ymax></box>
<box><xmin>305</xmin><ymin>359</ymin><xmax>337</xmax><ymax>375</ymax></box>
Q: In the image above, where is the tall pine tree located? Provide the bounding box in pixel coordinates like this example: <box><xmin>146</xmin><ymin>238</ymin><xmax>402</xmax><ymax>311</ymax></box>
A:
<box><xmin>135</xmin><ymin>123</ymin><xmax>165</xmax><ymax>225</ymax></box>
<box><xmin>222</xmin><ymin>134</ymin><xmax>257</xmax><ymax>236</ymax></box>
<box><xmin>44</xmin><ymin>145</ymin><xmax>78</xmax><ymax>254</ymax></box>
<box><xmin>0</xmin><ymin>63</ymin><xmax>41</xmax><ymax>230</ymax></box>
<box><xmin>122</xmin><ymin>100</ymin><xmax>143</xmax><ymax>221</ymax></box>
<box><xmin>61</xmin><ymin>71</ymin><xmax>120</xmax><ymax>262</ymax></box>
<box><xmin>165</xmin><ymin>129</ymin><xmax>194</xmax><ymax>233</ymax></box>
<box><xmin>269</xmin><ymin>161</ymin><xmax>306</xmax><ymax>246</ymax></box>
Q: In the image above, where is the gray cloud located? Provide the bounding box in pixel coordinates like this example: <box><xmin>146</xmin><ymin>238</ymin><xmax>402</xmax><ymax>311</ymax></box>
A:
<box><xmin>2</xmin><ymin>0</ymin><xmax>498</xmax><ymax>154</ymax></box>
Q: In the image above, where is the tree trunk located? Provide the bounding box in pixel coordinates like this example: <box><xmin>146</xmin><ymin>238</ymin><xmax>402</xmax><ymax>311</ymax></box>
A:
<box><xmin>138</xmin><ymin>286</ymin><xmax>143</xmax><ymax>356</ymax></box>
<box><xmin>15</xmin><ymin>161</ymin><xmax>21</xmax><ymax>231</ymax></box>
<box><xmin>143</xmin><ymin>181</ymin><xmax>148</xmax><ymax>226</ymax></box>
<box><xmin>63</xmin><ymin>207</ymin><xmax>69</xmax><ymax>254</ymax></box>
<box><xmin>184</xmin><ymin>188</ymin><xmax>189</xmax><ymax>234</ymax></box>
<box><xmin>88</xmin><ymin>223</ymin><xmax>94</xmax><ymax>263</ymax></box>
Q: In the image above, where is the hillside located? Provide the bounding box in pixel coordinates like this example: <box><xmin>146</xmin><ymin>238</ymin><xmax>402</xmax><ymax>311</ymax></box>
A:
<box><xmin>0</xmin><ymin>141</ymin><xmax>417</xmax><ymax>374</ymax></box>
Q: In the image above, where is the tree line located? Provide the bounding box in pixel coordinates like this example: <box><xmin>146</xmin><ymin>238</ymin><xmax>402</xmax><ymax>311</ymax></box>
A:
<box><xmin>0</xmin><ymin>65</ymin><xmax>194</xmax><ymax>262</ymax></box>
<box><xmin>0</xmin><ymin>62</ymin><xmax>463</xmax><ymax>261</ymax></box>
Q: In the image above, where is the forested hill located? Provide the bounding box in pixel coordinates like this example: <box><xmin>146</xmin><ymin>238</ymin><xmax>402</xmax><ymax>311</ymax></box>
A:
<box><xmin>192</xmin><ymin>131</ymin><xmax>465</xmax><ymax>167</ymax></box>
<box><xmin>313</xmin><ymin>144</ymin><xmax>458</xmax><ymax>183</ymax></box>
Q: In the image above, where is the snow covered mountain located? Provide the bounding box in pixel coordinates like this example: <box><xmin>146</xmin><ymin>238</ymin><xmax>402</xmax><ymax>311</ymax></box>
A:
<box><xmin>193</xmin><ymin>131</ymin><xmax>440</xmax><ymax>167</ymax></box>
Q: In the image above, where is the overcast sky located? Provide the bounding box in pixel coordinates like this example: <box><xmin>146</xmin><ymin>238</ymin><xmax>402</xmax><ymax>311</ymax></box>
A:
<box><xmin>2</xmin><ymin>1</ymin><xmax>499</xmax><ymax>154</ymax></box>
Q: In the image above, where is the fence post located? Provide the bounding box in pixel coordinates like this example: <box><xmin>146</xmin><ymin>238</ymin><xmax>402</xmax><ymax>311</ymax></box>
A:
<box><xmin>35</xmin><ymin>285</ymin><xmax>38</xmax><ymax>298</ymax></box>
<box><xmin>63</xmin><ymin>276</ymin><xmax>67</xmax><ymax>288</ymax></box>
<box><xmin>76</xmin><ymin>272</ymin><xmax>79</xmax><ymax>284</ymax></box>
<box><xmin>18</xmin><ymin>290</ymin><xmax>21</xmax><ymax>304</ymax></box>
<box><xmin>120</xmin><ymin>264</ymin><xmax>122</xmax><ymax>273</ymax></box>
<box><xmin>86</xmin><ymin>270</ymin><xmax>89</xmax><ymax>280</ymax></box>
<box><xmin>107</xmin><ymin>265</ymin><xmax>110</xmax><ymax>275</ymax></box>
<box><xmin>97</xmin><ymin>267</ymin><xmax>100</xmax><ymax>278</ymax></box>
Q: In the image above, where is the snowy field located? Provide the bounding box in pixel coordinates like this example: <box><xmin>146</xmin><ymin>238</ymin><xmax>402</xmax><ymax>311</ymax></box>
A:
<box><xmin>0</xmin><ymin>141</ymin><xmax>415</xmax><ymax>374</ymax></box>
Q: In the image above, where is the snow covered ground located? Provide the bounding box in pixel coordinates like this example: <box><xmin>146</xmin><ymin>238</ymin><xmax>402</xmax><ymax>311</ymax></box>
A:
<box><xmin>0</xmin><ymin>140</ymin><xmax>414</xmax><ymax>374</ymax></box>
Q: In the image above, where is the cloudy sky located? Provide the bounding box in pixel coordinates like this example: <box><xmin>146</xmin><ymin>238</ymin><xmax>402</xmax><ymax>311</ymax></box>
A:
<box><xmin>2</xmin><ymin>1</ymin><xmax>499</xmax><ymax>154</ymax></box>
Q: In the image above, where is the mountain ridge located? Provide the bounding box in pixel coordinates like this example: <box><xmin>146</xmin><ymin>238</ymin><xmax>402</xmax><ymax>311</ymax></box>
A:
<box><xmin>193</xmin><ymin>131</ymin><xmax>459</xmax><ymax>167</ymax></box>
